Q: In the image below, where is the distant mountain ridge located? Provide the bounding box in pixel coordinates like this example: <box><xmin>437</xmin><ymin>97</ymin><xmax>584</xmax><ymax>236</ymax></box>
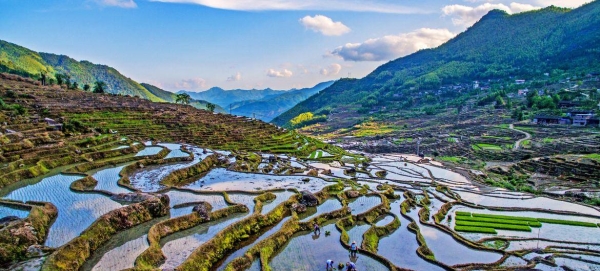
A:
<box><xmin>273</xmin><ymin>2</ymin><xmax>600</xmax><ymax>127</ymax></box>
<box><xmin>230</xmin><ymin>81</ymin><xmax>334</xmax><ymax>121</ymax></box>
<box><xmin>141</xmin><ymin>83</ymin><xmax>225</xmax><ymax>112</ymax></box>
<box><xmin>178</xmin><ymin>87</ymin><xmax>287</xmax><ymax>109</ymax></box>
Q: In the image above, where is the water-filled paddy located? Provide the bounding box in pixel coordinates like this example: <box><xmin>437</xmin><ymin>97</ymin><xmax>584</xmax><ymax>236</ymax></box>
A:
<box><xmin>3</xmin><ymin>174</ymin><xmax>123</xmax><ymax>247</ymax></box>
<box><xmin>135</xmin><ymin>146</ymin><xmax>163</xmax><ymax>156</ymax></box>
<box><xmin>299</xmin><ymin>198</ymin><xmax>343</xmax><ymax>222</ymax></box>
<box><xmin>185</xmin><ymin>168</ymin><xmax>330</xmax><ymax>192</ymax></box>
<box><xmin>348</xmin><ymin>195</ymin><xmax>381</xmax><ymax>214</ymax></box>
<box><xmin>269</xmin><ymin>223</ymin><xmax>389</xmax><ymax>271</ymax></box>
<box><xmin>3</xmin><ymin>148</ymin><xmax>600</xmax><ymax>270</ymax></box>
<box><xmin>90</xmin><ymin>164</ymin><xmax>134</xmax><ymax>194</ymax></box>
<box><xmin>0</xmin><ymin>204</ymin><xmax>29</xmax><ymax>219</ymax></box>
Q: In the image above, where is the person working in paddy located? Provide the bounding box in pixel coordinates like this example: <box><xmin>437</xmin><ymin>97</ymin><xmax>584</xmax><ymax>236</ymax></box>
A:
<box><xmin>346</xmin><ymin>261</ymin><xmax>357</xmax><ymax>271</ymax></box>
<box><xmin>350</xmin><ymin>240</ymin><xmax>358</xmax><ymax>257</ymax></box>
<box><xmin>325</xmin><ymin>259</ymin><xmax>334</xmax><ymax>270</ymax></box>
<box><xmin>313</xmin><ymin>222</ymin><xmax>321</xmax><ymax>235</ymax></box>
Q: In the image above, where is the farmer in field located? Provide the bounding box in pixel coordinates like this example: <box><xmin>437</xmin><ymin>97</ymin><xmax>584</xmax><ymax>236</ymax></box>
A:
<box><xmin>313</xmin><ymin>221</ymin><xmax>321</xmax><ymax>235</ymax></box>
<box><xmin>350</xmin><ymin>240</ymin><xmax>358</xmax><ymax>257</ymax></box>
<box><xmin>346</xmin><ymin>261</ymin><xmax>357</xmax><ymax>271</ymax></box>
<box><xmin>325</xmin><ymin>259</ymin><xmax>334</xmax><ymax>270</ymax></box>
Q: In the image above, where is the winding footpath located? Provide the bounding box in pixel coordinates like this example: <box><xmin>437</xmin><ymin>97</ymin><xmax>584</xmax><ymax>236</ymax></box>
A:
<box><xmin>510</xmin><ymin>124</ymin><xmax>532</xmax><ymax>150</ymax></box>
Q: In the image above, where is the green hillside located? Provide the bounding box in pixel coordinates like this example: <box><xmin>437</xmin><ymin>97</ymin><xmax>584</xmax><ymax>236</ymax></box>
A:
<box><xmin>273</xmin><ymin>2</ymin><xmax>600</xmax><ymax>127</ymax></box>
<box><xmin>141</xmin><ymin>83</ymin><xmax>225</xmax><ymax>112</ymax></box>
<box><xmin>0</xmin><ymin>39</ymin><xmax>163</xmax><ymax>102</ymax></box>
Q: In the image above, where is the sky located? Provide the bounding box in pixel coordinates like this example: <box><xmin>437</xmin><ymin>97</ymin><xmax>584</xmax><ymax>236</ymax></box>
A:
<box><xmin>0</xmin><ymin>0</ymin><xmax>591</xmax><ymax>92</ymax></box>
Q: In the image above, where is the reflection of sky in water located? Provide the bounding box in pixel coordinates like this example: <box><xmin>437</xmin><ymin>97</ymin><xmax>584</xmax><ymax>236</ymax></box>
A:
<box><xmin>166</xmin><ymin>190</ymin><xmax>229</xmax><ymax>218</ymax></box>
<box><xmin>270</xmin><ymin>223</ymin><xmax>388</xmax><ymax>271</ymax></box>
<box><xmin>300</xmin><ymin>198</ymin><xmax>343</xmax><ymax>222</ymax></box>
<box><xmin>92</xmin><ymin>234</ymin><xmax>148</xmax><ymax>271</ymax></box>
<box><xmin>261</xmin><ymin>191</ymin><xmax>296</xmax><ymax>214</ymax></box>
<box><xmin>160</xmin><ymin>215</ymin><xmax>243</xmax><ymax>269</ymax></box>
<box><xmin>346</xmin><ymin>224</ymin><xmax>370</xmax><ymax>247</ymax></box>
<box><xmin>186</xmin><ymin>168</ymin><xmax>329</xmax><ymax>193</ymax></box>
<box><xmin>91</xmin><ymin>165</ymin><xmax>134</xmax><ymax>194</ymax></box>
<box><xmin>135</xmin><ymin>147</ymin><xmax>163</xmax><ymax>156</ymax></box>
<box><xmin>217</xmin><ymin>216</ymin><xmax>292</xmax><ymax>271</ymax></box>
<box><xmin>4</xmin><ymin>174</ymin><xmax>123</xmax><ymax>247</ymax></box>
<box><xmin>404</xmin><ymin>210</ymin><xmax>502</xmax><ymax>266</ymax></box>
<box><xmin>348</xmin><ymin>196</ymin><xmax>381</xmax><ymax>214</ymax></box>
<box><xmin>454</xmin><ymin>190</ymin><xmax>600</xmax><ymax>216</ymax></box>
<box><xmin>129</xmin><ymin>147</ymin><xmax>206</xmax><ymax>192</ymax></box>
<box><xmin>0</xmin><ymin>205</ymin><xmax>29</xmax><ymax>219</ymax></box>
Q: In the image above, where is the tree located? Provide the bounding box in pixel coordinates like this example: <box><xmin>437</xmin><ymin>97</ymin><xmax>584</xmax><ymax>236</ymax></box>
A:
<box><xmin>206</xmin><ymin>102</ymin><xmax>216</xmax><ymax>112</ymax></box>
<box><xmin>83</xmin><ymin>84</ymin><xmax>90</xmax><ymax>91</ymax></box>
<box><xmin>93</xmin><ymin>81</ymin><xmax>107</xmax><ymax>94</ymax></box>
<box><xmin>70</xmin><ymin>81</ymin><xmax>78</xmax><ymax>90</ymax></box>
<box><xmin>175</xmin><ymin>93</ymin><xmax>191</xmax><ymax>105</ymax></box>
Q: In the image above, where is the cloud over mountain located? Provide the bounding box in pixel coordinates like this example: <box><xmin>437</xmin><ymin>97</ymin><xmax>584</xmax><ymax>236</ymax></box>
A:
<box><xmin>327</xmin><ymin>28</ymin><xmax>455</xmax><ymax>62</ymax></box>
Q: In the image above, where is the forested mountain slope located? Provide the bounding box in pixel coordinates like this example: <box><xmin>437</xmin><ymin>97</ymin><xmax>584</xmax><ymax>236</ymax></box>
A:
<box><xmin>0</xmin><ymin>40</ymin><xmax>162</xmax><ymax>101</ymax></box>
<box><xmin>273</xmin><ymin>2</ymin><xmax>600</xmax><ymax>127</ymax></box>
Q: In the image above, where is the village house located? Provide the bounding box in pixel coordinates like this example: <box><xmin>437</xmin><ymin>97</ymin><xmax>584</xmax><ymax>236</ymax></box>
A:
<box><xmin>515</xmin><ymin>79</ymin><xmax>526</xmax><ymax>85</ymax></box>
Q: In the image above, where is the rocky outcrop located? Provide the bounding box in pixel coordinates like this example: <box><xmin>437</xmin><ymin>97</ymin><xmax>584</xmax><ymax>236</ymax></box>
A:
<box><xmin>291</xmin><ymin>203</ymin><xmax>307</xmax><ymax>213</ymax></box>
<box><xmin>300</xmin><ymin>190</ymin><xmax>318</xmax><ymax>207</ymax></box>
<box><xmin>307</xmin><ymin>169</ymin><xmax>318</xmax><ymax>176</ymax></box>
<box><xmin>192</xmin><ymin>202</ymin><xmax>213</xmax><ymax>220</ymax></box>
<box><xmin>110</xmin><ymin>192</ymin><xmax>156</xmax><ymax>203</ymax></box>
<box><xmin>345</xmin><ymin>190</ymin><xmax>360</xmax><ymax>198</ymax></box>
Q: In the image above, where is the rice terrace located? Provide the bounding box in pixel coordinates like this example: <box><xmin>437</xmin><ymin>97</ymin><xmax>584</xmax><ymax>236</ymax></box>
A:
<box><xmin>2</xmin><ymin>0</ymin><xmax>600</xmax><ymax>270</ymax></box>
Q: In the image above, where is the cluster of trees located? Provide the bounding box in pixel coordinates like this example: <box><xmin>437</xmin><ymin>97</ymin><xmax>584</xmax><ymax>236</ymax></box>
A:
<box><xmin>289</xmin><ymin>112</ymin><xmax>327</xmax><ymax>128</ymax></box>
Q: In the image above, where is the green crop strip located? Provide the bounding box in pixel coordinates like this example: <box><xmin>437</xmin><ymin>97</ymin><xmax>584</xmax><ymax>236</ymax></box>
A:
<box><xmin>456</xmin><ymin>216</ymin><xmax>541</xmax><ymax>227</ymax></box>
<box><xmin>454</xmin><ymin>226</ymin><xmax>497</xmax><ymax>234</ymax></box>
<box><xmin>455</xmin><ymin>220</ymin><xmax>532</xmax><ymax>231</ymax></box>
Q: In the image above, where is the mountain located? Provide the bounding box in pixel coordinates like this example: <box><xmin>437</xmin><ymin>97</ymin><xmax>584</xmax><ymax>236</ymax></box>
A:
<box><xmin>140</xmin><ymin>83</ymin><xmax>225</xmax><ymax>112</ymax></box>
<box><xmin>179</xmin><ymin>87</ymin><xmax>287</xmax><ymax>109</ymax></box>
<box><xmin>273</xmin><ymin>2</ymin><xmax>600</xmax><ymax>127</ymax></box>
<box><xmin>231</xmin><ymin>81</ymin><xmax>334</xmax><ymax>121</ymax></box>
<box><xmin>0</xmin><ymin>39</ymin><xmax>163</xmax><ymax>101</ymax></box>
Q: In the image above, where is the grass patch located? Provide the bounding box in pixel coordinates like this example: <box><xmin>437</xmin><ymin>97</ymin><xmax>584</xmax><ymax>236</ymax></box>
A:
<box><xmin>454</xmin><ymin>226</ymin><xmax>497</xmax><ymax>234</ymax></box>
<box><xmin>455</xmin><ymin>211</ymin><xmax>472</xmax><ymax>216</ymax></box>
<box><xmin>437</xmin><ymin>156</ymin><xmax>464</xmax><ymax>163</ymax></box>
<box><xmin>542</xmin><ymin>138</ymin><xmax>554</xmax><ymax>144</ymax></box>
<box><xmin>584</xmin><ymin>153</ymin><xmax>600</xmax><ymax>162</ymax></box>
<box><xmin>472</xmin><ymin>143</ymin><xmax>503</xmax><ymax>151</ymax></box>
<box><xmin>446</xmin><ymin>137</ymin><xmax>457</xmax><ymax>143</ymax></box>
<box><xmin>471</xmin><ymin>213</ymin><xmax>538</xmax><ymax>222</ymax></box>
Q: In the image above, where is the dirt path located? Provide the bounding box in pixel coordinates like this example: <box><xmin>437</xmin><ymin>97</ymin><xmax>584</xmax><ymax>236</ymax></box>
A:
<box><xmin>510</xmin><ymin>124</ymin><xmax>532</xmax><ymax>150</ymax></box>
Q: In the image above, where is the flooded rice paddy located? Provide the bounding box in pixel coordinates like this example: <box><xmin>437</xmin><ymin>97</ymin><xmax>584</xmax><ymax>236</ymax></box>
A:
<box><xmin>3</xmin><ymin>150</ymin><xmax>600</xmax><ymax>270</ymax></box>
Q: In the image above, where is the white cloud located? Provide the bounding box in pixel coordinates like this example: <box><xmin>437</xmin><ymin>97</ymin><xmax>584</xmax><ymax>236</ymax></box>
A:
<box><xmin>226</xmin><ymin>72</ymin><xmax>242</xmax><ymax>82</ymax></box>
<box><xmin>174</xmin><ymin>78</ymin><xmax>206</xmax><ymax>90</ymax></box>
<box><xmin>150</xmin><ymin>0</ymin><xmax>428</xmax><ymax>14</ymax></box>
<box><xmin>442</xmin><ymin>2</ymin><xmax>540</xmax><ymax>27</ymax></box>
<box><xmin>327</xmin><ymin>28</ymin><xmax>455</xmax><ymax>62</ymax></box>
<box><xmin>320</xmin><ymin>63</ymin><xmax>342</xmax><ymax>76</ymax></box>
<box><xmin>96</xmin><ymin>0</ymin><xmax>137</xmax><ymax>8</ymax></box>
<box><xmin>299</xmin><ymin>15</ymin><xmax>350</xmax><ymax>36</ymax></box>
<box><xmin>266</xmin><ymin>68</ymin><xmax>293</xmax><ymax>78</ymax></box>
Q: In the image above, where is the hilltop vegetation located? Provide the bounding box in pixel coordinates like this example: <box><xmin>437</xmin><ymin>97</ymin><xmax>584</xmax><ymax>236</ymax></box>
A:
<box><xmin>0</xmin><ymin>40</ymin><xmax>161</xmax><ymax>101</ymax></box>
<box><xmin>273</xmin><ymin>2</ymin><xmax>600</xmax><ymax>127</ymax></box>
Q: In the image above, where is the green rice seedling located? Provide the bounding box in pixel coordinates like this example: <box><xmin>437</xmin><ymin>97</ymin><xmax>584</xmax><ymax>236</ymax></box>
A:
<box><xmin>455</xmin><ymin>221</ymin><xmax>531</xmax><ymax>232</ymax></box>
<box><xmin>536</xmin><ymin>218</ymin><xmax>598</xmax><ymax>227</ymax></box>
<box><xmin>454</xmin><ymin>226</ymin><xmax>497</xmax><ymax>234</ymax></box>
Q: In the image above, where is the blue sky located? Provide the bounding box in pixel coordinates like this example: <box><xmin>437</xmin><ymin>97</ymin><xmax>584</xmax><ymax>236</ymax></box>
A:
<box><xmin>0</xmin><ymin>0</ymin><xmax>589</xmax><ymax>91</ymax></box>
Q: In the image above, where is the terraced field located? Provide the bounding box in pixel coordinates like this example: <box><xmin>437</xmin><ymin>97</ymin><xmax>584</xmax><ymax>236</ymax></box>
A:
<box><xmin>1</xmin><ymin>73</ymin><xmax>600</xmax><ymax>271</ymax></box>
